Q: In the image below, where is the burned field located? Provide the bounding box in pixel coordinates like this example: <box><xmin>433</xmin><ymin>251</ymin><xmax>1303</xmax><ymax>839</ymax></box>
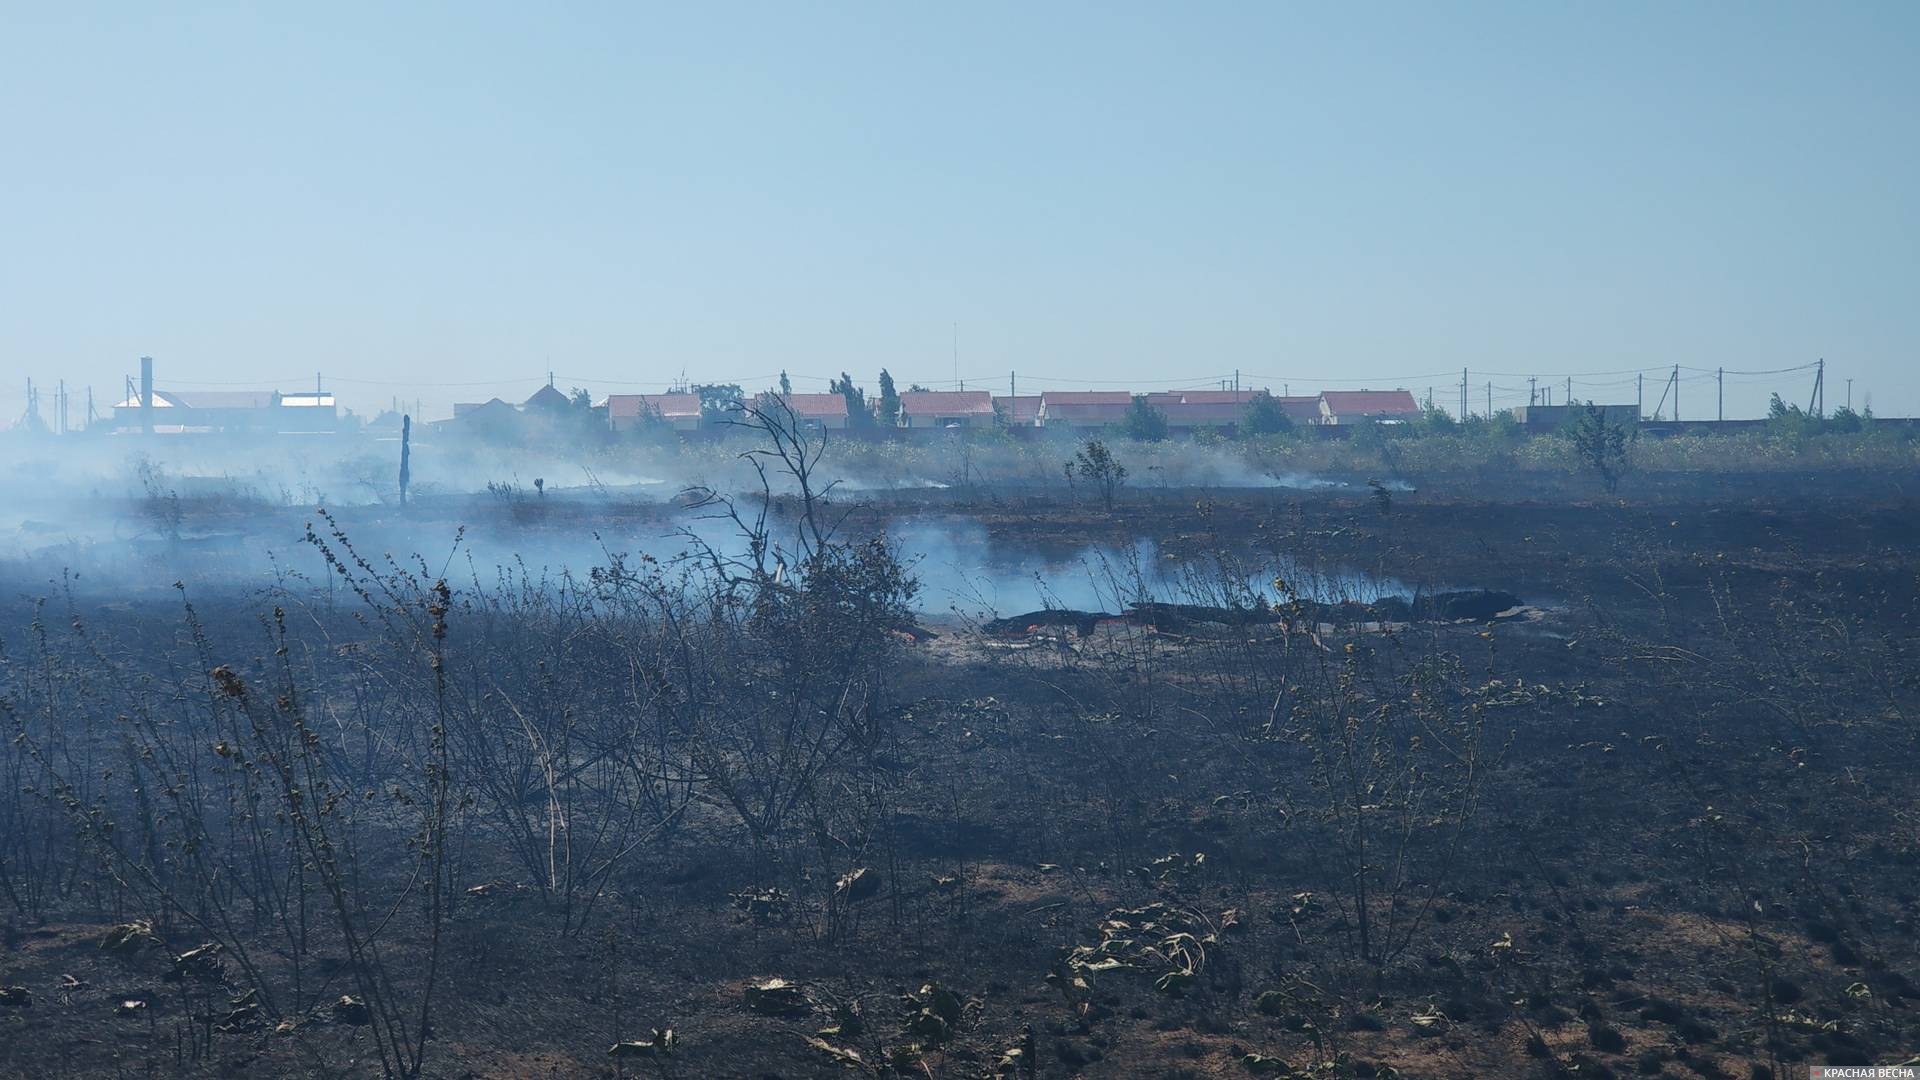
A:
<box><xmin>2</xmin><ymin>465</ymin><xmax>1918</xmax><ymax>1079</ymax></box>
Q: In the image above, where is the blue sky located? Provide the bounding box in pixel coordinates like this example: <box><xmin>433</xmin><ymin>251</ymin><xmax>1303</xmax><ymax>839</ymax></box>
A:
<box><xmin>3</xmin><ymin>1</ymin><xmax>1915</xmax><ymax>420</ymax></box>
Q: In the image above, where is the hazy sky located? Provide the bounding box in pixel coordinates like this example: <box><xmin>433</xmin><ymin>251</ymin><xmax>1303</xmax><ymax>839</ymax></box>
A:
<box><xmin>3</xmin><ymin>2</ymin><xmax>1915</xmax><ymax>421</ymax></box>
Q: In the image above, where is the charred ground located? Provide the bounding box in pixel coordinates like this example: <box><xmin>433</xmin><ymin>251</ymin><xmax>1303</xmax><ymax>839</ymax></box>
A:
<box><xmin>1</xmin><ymin>467</ymin><xmax>1916</xmax><ymax>1080</ymax></box>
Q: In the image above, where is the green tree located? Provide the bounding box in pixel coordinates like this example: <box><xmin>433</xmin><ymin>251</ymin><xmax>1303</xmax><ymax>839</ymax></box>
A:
<box><xmin>1767</xmin><ymin>393</ymin><xmax>1818</xmax><ymax>437</ymax></box>
<box><xmin>1065</xmin><ymin>438</ymin><xmax>1127</xmax><ymax>509</ymax></box>
<box><xmin>693</xmin><ymin>383</ymin><xmax>745</xmax><ymax>423</ymax></box>
<box><xmin>876</xmin><ymin>369</ymin><xmax>901</xmax><ymax>427</ymax></box>
<box><xmin>1464</xmin><ymin>410</ymin><xmax>1524</xmax><ymax>443</ymax></box>
<box><xmin>1124</xmin><ymin>396</ymin><xmax>1168</xmax><ymax>442</ymax></box>
<box><xmin>624</xmin><ymin>397</ymin><xmax>677</xmax><ymax>447</ymax></box>
<box><xmin>1242</xmin><ymin>394</ymin><xmax>1293</xmax><ymax>436</ymax></box>
<box><xmin>1570</xmin><ymin>402</ymin><xmax>1630</xmax><ymax>492</ymax></box>
<box><xmin>1415</xmin><ymin>401</ymin><xmax>1456</xmax><ymax>435</ymax></box>
<box><xmin>830</xmin><ymin>372</ymin><xmax>872</xmax><ymax>429</ymax></box>
<box><xmin>558</xmin><ymin>386</ymin><xmax>610</xmax><ymax>444</ymax></box>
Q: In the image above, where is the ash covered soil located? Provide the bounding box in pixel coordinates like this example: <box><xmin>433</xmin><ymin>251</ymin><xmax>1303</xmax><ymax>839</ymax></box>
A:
<box><xmin>2</xmin><ymin>478</ymin><xmax>1918</xmax><ymax>1079</ymax></box>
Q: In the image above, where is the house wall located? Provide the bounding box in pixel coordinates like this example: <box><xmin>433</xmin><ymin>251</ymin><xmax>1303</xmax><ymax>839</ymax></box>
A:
<box><xmin>1041</xmin><ymin>409</ymin><xmax>1129</xmax><ymax>426</ymax></box>
<box><xmin>612</xmin><ymin>412</ymin><xmax>703</xmax><ymax>434</ymax></box>
<box><xmin>1513</xmin><ymin>404</ymin><xmax>1640</xmax><ymax>432</ymax></box>
<box><xmin>903</xmin><ymin>412</ymin><xmax>994</xmax><ymax>429</ymax></box>
<box><xmin>1318</xmin><ymin>407</ymin><xmax>1420</xmax><ymax>425</ymax></box>
<box><xmin>111</xmin><ymin>404</ymin><xmax>341</xmax><ymax>434</ymax></box>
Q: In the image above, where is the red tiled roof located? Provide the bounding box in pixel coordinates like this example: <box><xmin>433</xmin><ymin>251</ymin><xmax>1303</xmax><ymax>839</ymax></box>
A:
<box><xmin>1171</xmin><ymin>389</ymin><xmax>1268</xmax><ymax>405</ymax></box>
<box><xmin>1141</xmin><ymin>390</ymin><xmax>1271</xmax><ymax>416</ymax></box>
<box><xmin>1041</xmin><ymin>391</ymin><xmax>1133</xmax><ymax>422</ymax></box>
<box><xmin>1141</xmin><ymin>391</ymin><xmax>1315</xmax><ymax>424</ymax></box>
<box><xmin>994</xmin><ymin>395</ymin><xmax>1042</xmax><ymax>420</ymax></box>
<box><xmin>762</xmin><ymin>392</ymin><xmax>849</xmax><ymax>419</ymax></box>
<box><xmin>1320</xmin><ymin>389</ymin><xmax>1421</xmax><ymax>416</ymax></box>
<box><xmin>606</xmin><ymin>393</ymin><xmax>702</xmax><ymax>419</ymax></box>
<box><xmin>525</xmin><ymin>384</ymin><xmax>572</xmax><ymax>410</ymax></box>
<box><xmin>1274</xmin><ymin>395</ymin><xmax>1322</xmax><ymax>421</ymax></box>
<box><xmin>900</xmin><ymin>390</ymin><xmax>993</xmax><ymax>417</ymax></box>
<box><xmin>1041</xmin><ymin>391</ymin><xmax>1132</xmax><ymax>406</ymax></box>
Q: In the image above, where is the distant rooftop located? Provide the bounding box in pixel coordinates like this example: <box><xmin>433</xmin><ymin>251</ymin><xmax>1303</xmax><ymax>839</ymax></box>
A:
<box><xmin>994</xmin><ymin>394</ymin><xmax>1042</xmax><ymax>421</ymax></box>
<box><xmin>761</xmin><ymin>392</ymin><xmax>849</xmax><ymax>418</ymax></box>
<box><xmin>900</xmin><ymin>390</ymin><xmax>993</xmax><ymax>416</ymax></box>
<box><xmin>1320</xmin><ymin>389</ymin><xmax>1421</xmax><ymax>415</ymax></box>
<box><xmin>606</xmin><ymin>393</ymin><xmax>702</xmax><ymax>419</ymax></box>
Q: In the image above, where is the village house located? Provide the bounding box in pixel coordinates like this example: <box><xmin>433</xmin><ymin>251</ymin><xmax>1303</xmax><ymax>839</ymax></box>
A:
<box><xmin>760</xmin><ymin>392</ymin><xmax>850</xmax><ymax>430</ymax></box>
<box><xmin>605</xmin><ymin>393</ymin><xmax>704</xmax><ymax>433</ymax></box>
<box><xmin>898</xmin><ymin>390</ymin><xmax>995</xmax><ymax>429</ymax></box>
<box><xmin>1316</xmin><ymin>389</ymin><xmax>1422</xmax><ymax>425</ymax></box>
<box><xmin>112</xmin><ymin>389</ymin><xmax>341</xmax><ymax>434</ymax></box>
<box><xmin>1142</xmin><ymin>389</ymin><xmax>1273</xmax><ymax>433</ymax></box>
<box><xmin>1038</xmin><ymin>391</ymin><xmax>1132</xmax><ymax>427</ymax></box>
<box><xmin>993</xmin><ymin>395</ymin><xmax>1042</xmax><ymax>427</ymax></box>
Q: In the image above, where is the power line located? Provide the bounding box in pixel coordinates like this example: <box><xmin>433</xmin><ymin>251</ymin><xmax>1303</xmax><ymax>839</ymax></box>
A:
<box><xmin>140</xmin><ymin>375</ymin><xmax>312</xmax><ymax>387</ymax></box>
<box><xmin>991</xmin><ymin>372</ymin><xmax>1237</xmax><ymax>386</ymax></box>
<box><xmin>1470</xmin><ymin>365</ymin><xmax>1672</xmax><ymax>378</ymax></box>
<box><xmin>1679</xmin><ymin>362</ymin><xmax>1820</xmax><ymax>376</ymax></box>
<box><xmin>1239</xmin><ymin>370</ymin><xmax>1460</xmax><ymax>385</ymax></box>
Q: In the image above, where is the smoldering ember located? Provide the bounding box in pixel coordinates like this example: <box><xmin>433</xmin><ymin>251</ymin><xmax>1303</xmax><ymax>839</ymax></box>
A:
<box><xmin>2</xmin><ymin>389</ymin><xmax>1918</xmax><ymax>1080</ymax></box>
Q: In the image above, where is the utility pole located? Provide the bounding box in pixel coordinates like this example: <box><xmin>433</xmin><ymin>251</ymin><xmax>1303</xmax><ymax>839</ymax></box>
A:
<box><xmin>1234</xmin><ymin>369</ymin><xmax>1240</xmax><ymax>393</ymax></box>
<box><xmin>1637</xmin><ymin>372</ymin><xmax>1643</xmax><ymax>418</ymax></box>
<box><xmin>1486</xmin><ymin>382</ymin><xmax>1492</xmax><ymax>416</ymax></box>
<box><xmin>87</xmin><ymin>386</ymin><xmax>96</xmax><ymax>430</ymax></box>
<box><xmin>398</xmin><ymin>415</ymin><xmax>412</xmax><ymax>508</ymax></box>
<box><xmin>1010</xmin><ymin>371</ymin><xmax>1016</xmax><ymax>399</ymax></box>
<box><xmin>1717</xmin><ymin>367</ymin><xmax>1723</xmax><ymax>422</ymax></box>
<box><xmin>1672</xmin><ymin>364</ymin><xmax>1681</xmax><ymax>421</ymax></box>
<box><xmin>1460</xmin><ymin>368</ymin><xmax>1468</xmax><ymax>420</ymax></box>
<box><xmin>1528</xmin><ymin>376</ymin><xmax>1537</xmax><ymax>407</ymax></box>
<box><xmin>1566</xmin><ymin>376</ymin><xmax>1572</xmax><ymax>406</ymax></box>
<box><xmin>1846</xmin><ymin>378</ymin><xmax>1853</xmax><ymax>411</ymax></box>
<box><xmin>1809</xmin><ymin>358</ymin><xmax>1824</xmax><ymax>417</ymax></box>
